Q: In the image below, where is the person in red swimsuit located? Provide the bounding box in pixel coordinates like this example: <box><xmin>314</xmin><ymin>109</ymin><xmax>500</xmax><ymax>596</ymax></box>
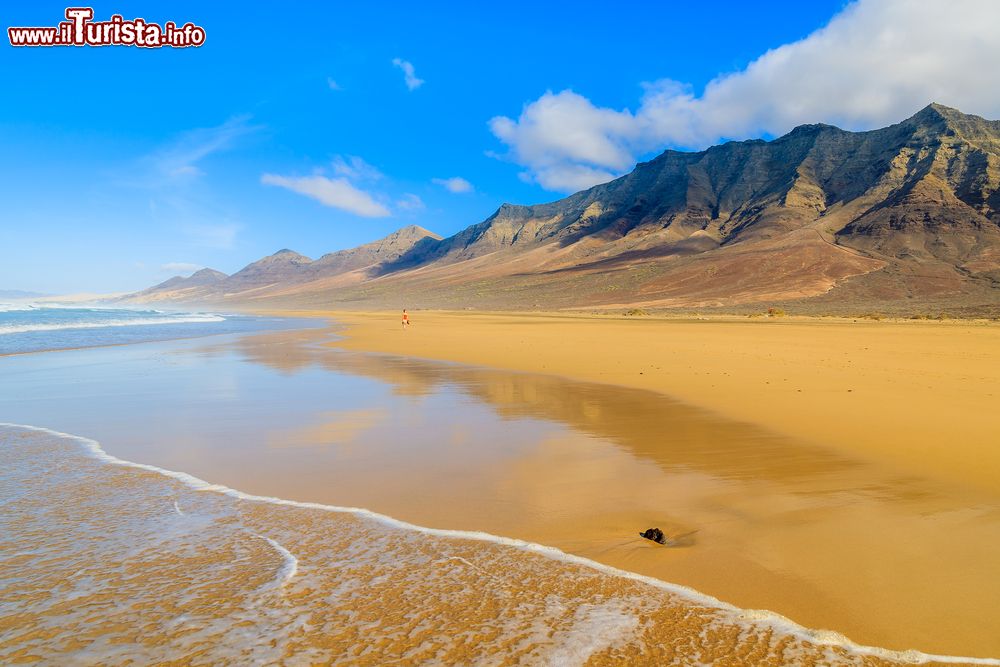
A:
<box><xmin>401</xmin><ymin>309</ymin><xmax>410</xmax><ymax>329</ymax></box>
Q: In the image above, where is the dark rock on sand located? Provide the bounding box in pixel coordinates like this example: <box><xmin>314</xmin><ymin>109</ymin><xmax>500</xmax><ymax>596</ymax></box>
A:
<box><xmin>640</xmin><ymin>527</ymin><xmax>666</xmax><ymax>544</ymax></box>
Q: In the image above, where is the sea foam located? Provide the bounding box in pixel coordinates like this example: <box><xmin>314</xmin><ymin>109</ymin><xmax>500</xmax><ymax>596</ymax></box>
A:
<box><xmin>258</xmin><ymin>535</ymin><xmax>299</xmax><ymax>589</ymax></box>
<box><xmin>2</xmin><ymin>422</ymin><xmax>998</xmax><ymax>666</ymax></box>
<box><xmin>0</xmin><ymin>314</ymin><xmax>225</xmax><ymax>335</ymax></box>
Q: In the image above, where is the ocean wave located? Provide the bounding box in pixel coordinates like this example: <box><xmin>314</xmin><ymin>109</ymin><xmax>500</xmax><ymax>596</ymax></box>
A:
<box><xmin>0</xmin><ymin>303</ymin><xmax>38</xmax><ymax>312</ymax></box>
<box><xmin>0</xmin><ymin>303</ymin><xmax>188</xmax><ymax>314</ymax></box>
<box><xmin>0</xmin><ymin>303</ymin><xmax>114</xmax><ymax>312</ymax></box>
<box><xmin>0</xmin><ymin>314</ymin><xmax>226</xmax><ymax>335</ymax></box>
<box><xmin>1</xmin><ymin>422</ymin><xmax>997</xmax><ymax>666</ymax></box>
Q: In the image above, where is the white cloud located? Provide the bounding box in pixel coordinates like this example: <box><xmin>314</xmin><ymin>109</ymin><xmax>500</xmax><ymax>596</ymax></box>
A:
<box><xmin>432</xmin><ymin>176</ymin><xmax>474</xmax><ymax>193</ymax></box>
<box><xmin>160</xmin><ymin>262</ymin><xmax>203</xmax><ymax>275</ymax></box>
<box><xmin>392</xmin><ymin>58</ymin><xmax>424</xmax><ymax>91</ymax></box>
<box><xmin>149</xmin><ymin>115</ymin><xmax>260</xmax><ymax>181</ymax></box>
<box><xmin>127</xmin><ymin>120</ymin><xmax>254</xmax><ymax>256</ymax></box>
<box><xmin>331</xmin><ymin>155</ymin><xmax>383</xmax><ymax>181</ymax></box>
<box><xmin>490</xmin><ymin>0</ymin><xmax>1000</xmax><ymax>192</ymax></box>
<box><xmin>261</xmin><ymin>173</ymin><xmax>390</xmax><ymax>217</ymax></box>
<box><xmin>396</xmin><ymin>193</ymin><xmax>426</xmax><ymax>210</ymax></box>
<box><xmin>327</xmin><ymin>77</ymin><xmax>342</xmax><ymax>91</ymax></box>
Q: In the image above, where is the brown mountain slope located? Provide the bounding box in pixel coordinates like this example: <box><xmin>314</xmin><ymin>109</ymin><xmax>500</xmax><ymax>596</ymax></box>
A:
<box><xmin>301</xmin><ymin>225</ymin><xmax>442</xmax><ymax>281</ymax></box>
<box><xmin>127</xmin><ymin>225</ymin><xmax>442</xmax><ymax>304</ymax></box>
<box><xmin>128</xmin><ymin>268</ymin><xmax>228</xmax><ymax>304</ymax></box>
<box><xmin>128</xmin><ymin>104</ymin><xmax>1000</xmax><ymax>313</ymax></box>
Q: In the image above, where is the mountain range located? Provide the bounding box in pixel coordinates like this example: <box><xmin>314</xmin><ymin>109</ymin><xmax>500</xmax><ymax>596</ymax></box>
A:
<box><xmin>127</xmin><ymin>104</ymin><xmax>1000</xmax><ymax>315</ymax></box>
<box><xmin>0</xmin><ymin>290</ymin><xmax>50</xmax><ymax>300</ymax></box>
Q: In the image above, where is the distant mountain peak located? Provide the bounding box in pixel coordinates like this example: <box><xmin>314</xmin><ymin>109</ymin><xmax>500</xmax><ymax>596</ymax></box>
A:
<box><xmin>189</xmin><ymin>268</ymin><xmax>227</xmax><ymax>280</ymax></box>
<box><xmin>489</xmin><ymin>202</ymin><xmax>534</xmax><ymax>220</ymax></box>
<box><xmin>905</xmin><ymin>102</ymin><xmax>987</xmax><ymax>128</ymax></box>
<box><xmin>899</xmin><ymin>102</ymin><xmax>1000</xmax><ymax>142</ymax></box>
<box><xmin>254</xmin><ymin>249</ymin><xmax>312</xmax><ymax>264</ymax></box>
<box><xmin>398</xmin><ymin>224</ymin><xmax>431</xmax><ymax>233</ymax></box>
<box><xmin>385</xmin><ymin>225</ymin><xmax>442</xmax><ymax>241</ymax></box>
<box><xmin>141</xmin><ymin>266</ymin><xmax>226</xmax><ymax>294</ymax></box>
<box><xmin>780</xmin><ymin>122</ymin><xmax>843</xmax><ymax>138</ymax></box>
<box><xmin>924</xmin><ymin>101</ymin><xmax>961</xmax><ymax>115</ymax></box>
<box><xmin>181</xmin><ymin>268</ymin><xmax>227</xmax><ymax>287</ymax></box>
<box><xmin>313</xmin><ymin>225</ymin><xmax>443</xmax><ymax>275</ymax></box>
<box><xmin>907</xmin><ymin>102</ymin><xmax>957</xmax><ymax>124</ymax></box>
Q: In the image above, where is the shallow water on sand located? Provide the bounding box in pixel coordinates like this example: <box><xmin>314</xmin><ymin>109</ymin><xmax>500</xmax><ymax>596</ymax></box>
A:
<box><xmin>0</xmin><ymin>425</ymin><xmax>962</xmax><ymax>666</ymax></box>
<box><xmin>1</xmin><ymin>328</ymin><xmax>998</xmax><ymax>663</ymax></box>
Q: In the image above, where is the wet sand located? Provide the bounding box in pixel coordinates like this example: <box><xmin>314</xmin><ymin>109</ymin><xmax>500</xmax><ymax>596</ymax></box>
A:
<box><xmin>3</xmin><ymin>325</ymin><xmax>999</xmax><ymax>661</ymax></box>
<box><xmin>327</xmin><ymin>311</ymin><xmax>1000</xmax><ymax>495</ymax></box>
<box><xmin>1</xmin><ymin>425</ymin><xmax>932</xmax><ymax>666</ymax></box>
<box><xmin>254</xmin><ymin>330</ymin><xmax>1000</xmax><ymax>658</ymax></box>
<box><xmin>319</xmin><ymin>313</ymin><xmax>1000</xmax><ymax>656</ymax></box>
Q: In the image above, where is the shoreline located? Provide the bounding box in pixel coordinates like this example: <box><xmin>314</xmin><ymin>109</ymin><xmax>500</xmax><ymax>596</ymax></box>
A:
<box><xmin>4</xmin><ymin>421</ymin><xmax>997</xmax><ymax>666</ymax></box>
<box><xmin>4</xmin><ymin>320</ymin><xmax>999</xmax><ymax>657</ymax></box>
<box><xmin>310</xmin><ymin>309</ymin><xmax>1000</xmax><ymax>495</ymax></box>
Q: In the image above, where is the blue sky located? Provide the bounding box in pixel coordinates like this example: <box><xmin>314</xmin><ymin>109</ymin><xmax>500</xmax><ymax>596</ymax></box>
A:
<box><xmin>2</xmin><ymin>0</ymin><xmax>998</xmax><ymax>294</ymax></box>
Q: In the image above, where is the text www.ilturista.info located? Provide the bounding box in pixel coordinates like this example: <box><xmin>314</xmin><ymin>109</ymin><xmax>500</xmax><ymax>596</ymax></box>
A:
<box><xmin>8</xmin><ymin>8</ymin><xmax>205</xmax><ymax>48</ymax></box>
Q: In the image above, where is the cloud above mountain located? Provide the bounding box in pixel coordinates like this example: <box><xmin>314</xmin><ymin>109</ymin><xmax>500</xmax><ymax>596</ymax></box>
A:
<box><xmin>147</xmin><ymin>115</ymin><xmax>260</xmax><ymax>182</ymax></box>
<box><xmin>261</xmin><ymin>173</ymin><xmax>390</xmax><ymax>217</ymax></box>
<box><xmin>262</xmin><ymin>155</ymin><xmax>394</xmax><ymax>217</ymax></box>
<box><xmin>491</xmin><ymin>0</ymin><xmax>1000</xmax><ymax>192</ymax></box>
<box><xmin>432</xmin><ymin>176</ymin><xmax>473</xmax><ymax>193</ymax></box>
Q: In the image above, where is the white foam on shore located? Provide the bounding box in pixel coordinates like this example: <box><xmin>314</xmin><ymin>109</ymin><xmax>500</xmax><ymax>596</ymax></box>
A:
<box><xmin>0</xmin><ymin>303</ymin><xmax>36</xmax><ymax>312</ymax></box>
<box><xmin>0</xmin><ymin>303</ymin><xmax>175</xmax><ymax>314</ymax></box>
<box><xmin>2</xmin><ymin>422</ymin><xmax>998</xmax><ymax>666</ymax></box>
<box><xmin>257</xmin><ymin>535</ymin><xmax>299</xmax><ymax>589</ymax></box>
<box><xmin>542</xmin><ymin>601</ymin><xmax>642</xmax><ymax>664</ymax></box>
<box><xmin>0</xmin><ymin>315</ymin><xmax>225</xmax><ymax>335</ymax></box>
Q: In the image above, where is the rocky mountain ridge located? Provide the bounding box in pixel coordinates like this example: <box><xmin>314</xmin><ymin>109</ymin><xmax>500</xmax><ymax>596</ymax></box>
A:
<box><xmin>128</xmin><ymin>104</ymin><xmax>1000</xmax><ymax>314</ymax></box>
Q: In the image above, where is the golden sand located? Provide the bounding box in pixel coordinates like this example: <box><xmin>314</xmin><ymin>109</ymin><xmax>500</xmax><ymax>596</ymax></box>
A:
<box><xmin>4</xmin><ymin>318</ymin><xmax>999</xmax><ymax>662</ymax></box>
<box><xmin>268</xmin><ymin>312</ymin><xmax>1000</xmax><ymax>656</ymax></box>
<box><xmin>326</xmin><ymin>311</ymin><xmax>1000</xmax><ymax>494</ymax></box>
<box><xmin>1</xmin><ymin>426</ymin><xmax>914</xmax><ymax>666</ymax></box>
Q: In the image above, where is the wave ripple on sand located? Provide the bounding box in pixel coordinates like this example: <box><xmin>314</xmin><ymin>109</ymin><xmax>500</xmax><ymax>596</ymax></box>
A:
<box><xmin>1</xmin><ymin>424</ymin><xmax>996</xmax><ymax>666</ymax></box>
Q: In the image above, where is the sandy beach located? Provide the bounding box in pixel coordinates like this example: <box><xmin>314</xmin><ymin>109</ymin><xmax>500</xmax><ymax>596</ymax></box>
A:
<box><xmin>309</xmin><ymin>310</ymin><xmax>1000</xmax><ymax>656</ymax></box>
<box><xmin>3</xmin><ymin>320</ymin><xmax>999</xmax><ymax>661</ymax></box>
<box><xmin>327</xmin><ymin>311</ymin><xmax>1000</xmax><ymax>494</ymax></box>
<box><xmin>0</xmin><ymin>424</ymin><xmax>933</xmax><ymax>667</ymax></box>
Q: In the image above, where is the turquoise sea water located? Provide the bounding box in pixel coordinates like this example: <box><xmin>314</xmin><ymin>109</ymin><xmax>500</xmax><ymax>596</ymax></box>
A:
<box><xmin>0</xmin><ymin>303</ymin><xmax>309</xmax><ymax>354</ymax></box>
